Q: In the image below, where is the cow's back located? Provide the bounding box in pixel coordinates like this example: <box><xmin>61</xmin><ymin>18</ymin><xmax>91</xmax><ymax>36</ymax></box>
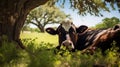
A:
<box><xmin>75</xmin><ymin>29</ymin><xmax>113</xmax><ymax>52</ymax></box>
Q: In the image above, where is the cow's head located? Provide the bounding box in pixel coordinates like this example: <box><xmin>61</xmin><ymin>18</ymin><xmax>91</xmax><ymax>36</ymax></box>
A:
<box><xmin>46</xmin><ymin>20</ymin><xmax>88</xmax><ymax>51</ymax></box>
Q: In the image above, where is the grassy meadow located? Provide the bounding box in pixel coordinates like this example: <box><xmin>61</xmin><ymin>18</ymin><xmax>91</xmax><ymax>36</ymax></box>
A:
<box><xmin>0</xmin><ymin>32</ymin><xmax>120</xmax><ymax>67</ymax></box>
<box><xmin>20</xmin><ymin>32</ymin><xmax>58</xmax><ymax>45</ymax></box>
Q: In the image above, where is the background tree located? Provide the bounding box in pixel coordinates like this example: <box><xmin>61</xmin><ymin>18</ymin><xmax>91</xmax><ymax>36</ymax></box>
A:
<box><xmin>26</xmin><ymin>5</ymin><xmax>68</xmax><ymax>33</ymax></box>
<box><xmin>22</xmin><ymin>24</ymin><xmax>31</xmax><ymax>32</ymax></box>
<box><xmin>0</xmin><ymin>0</ymin><xmax>120</xmax><ymax>48</ymax></box>
<box><xmin>95</xmin><ymin>17</ymin><xmax>120</xmax><ymax>29</ymax></box>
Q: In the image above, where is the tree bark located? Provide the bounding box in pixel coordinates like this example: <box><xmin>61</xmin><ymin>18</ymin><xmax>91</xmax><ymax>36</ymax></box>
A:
<box><xmin>0</xmin><ymin>0</ymin><xmax>48</xmax><ymax>49</ymax></box>
<box><xmin>37</xmin><ymin>25</ymin><xmax>45</xmax><ymax>33</ymax></box>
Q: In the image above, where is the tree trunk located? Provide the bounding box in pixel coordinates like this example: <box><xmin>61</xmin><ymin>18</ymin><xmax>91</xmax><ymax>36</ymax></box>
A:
<box><xmin>0</xmin><ymin>0</ymin><xmax>48</xmax><ymax>49</ymax></box>
<box><xmin>40</xmin><ymin>28</ymin><xmax>45</xmax><ymax>33</ymax></box>
<box><xmin>0</xmin><ymin>8</ymin><xmax>28</xmax><ymax>49</ymax></box>
<box><xmin>37</xmin><ymin>25</ymin><xmax>45</xmax><ymax>33</ymax></box>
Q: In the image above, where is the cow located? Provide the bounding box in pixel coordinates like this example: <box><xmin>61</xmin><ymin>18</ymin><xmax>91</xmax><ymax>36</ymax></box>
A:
<box><xmin>76</xmin><ymin>24</ymin><xmax>120</xmax><ymax>53</ymax></box>
<box><xmin>46</xmin><ymin>19</ymin><xmax>120</xmax><ymax>53</ymax></box>
<box><xmin>46</xmin><ymin>19</ymin><xmax>85</xmax><ymax>51</ymax></box>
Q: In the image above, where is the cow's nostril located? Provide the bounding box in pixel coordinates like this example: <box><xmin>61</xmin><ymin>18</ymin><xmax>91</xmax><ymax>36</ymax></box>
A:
<box><xmin>63</xmin><ymin>43</ymin><xmax>65</xmax><ymax>46</ymax></box>
<box><xmin>61</xmin><ymin>40</ymin><xmax>75</xmax><ymax>50</ymax></box>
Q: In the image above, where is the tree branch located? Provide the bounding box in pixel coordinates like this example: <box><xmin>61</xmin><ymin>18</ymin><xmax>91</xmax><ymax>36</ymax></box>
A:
<box><xmin>34</xmin><ymin>17</ymin><xmax>43</xmax><ymax>29</ymax></box>
<box><xmin>24</xmin><ymin>0</ymin><xmax>48</xmax><ymax>12</ymax></box>
<box><xmin>43</xmin><ymin>11</ymin><xmax>55</xmax><ymax>25</ymax></box>
<box><xmin>30</xmin><ymin>21</ymin><xmax>38</xmax><ymax>26</ymax></box>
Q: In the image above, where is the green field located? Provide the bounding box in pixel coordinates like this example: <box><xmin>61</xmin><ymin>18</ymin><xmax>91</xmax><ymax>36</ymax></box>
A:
<box><xmin>20</xmin><ymin>32</ymin><xmax>58</xmax><ymax>45</ymax></box>
<box><xmin>0</xmin><ymin>32</ymin><xmax>120</xmax><ymax>67</ymax></box>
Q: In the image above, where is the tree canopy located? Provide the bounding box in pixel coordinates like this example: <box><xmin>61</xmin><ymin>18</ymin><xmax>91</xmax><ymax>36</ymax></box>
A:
<box><xmin>55</xmin><ymin>0</ymin><xmax>120</xmax><ymax>16</ymax></box>
<box><xmin>26</xmin><ymin>4</ymin><xmax>68</xmax><ymax>32</ymax></box>
<box><xmin>95</xmin><ymin>17</ymin><xmax>120</xmax><ymax>29</ymax></box>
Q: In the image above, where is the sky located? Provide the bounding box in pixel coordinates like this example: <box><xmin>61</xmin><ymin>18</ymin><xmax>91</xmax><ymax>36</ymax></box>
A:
<box><xmin>31</xmin><ymin>1</ymin><xmax>120</xmax><ymax>28</ymax></box>
<box><xmin>62</xmin><ymin>9</ymin><xmax>120</xmax><ymax>27</ymax></box>
<box><xmin>57</xmin><ymin>1</ymin><xmax>120</xmax><ymax>27</ymax></box>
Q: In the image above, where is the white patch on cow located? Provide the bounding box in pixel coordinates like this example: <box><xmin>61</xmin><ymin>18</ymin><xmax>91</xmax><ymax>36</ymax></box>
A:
<box><xmin>85</xmin><ymin>42</ymin><xmax>89</xmax><ymax>46</ymax></box>
<box><xmin>94</xmin><ymin>30</ymin><xmax>107</xmax><ymax>42</ymax></box>
<box><xmin>61</xmin><ymin>20</ymin><xmax>72</xmax><ymax>32</ymax></box>
<box><xmin>86</xmin><ymin>35</ymin><xmax>94</xmax><ymax>41</ymax></box>
<box><xmin>97</xmin><ymin>30</ymin><xmax>107</xmax><ymax>37</ymax></box>
<box><xmin>66</xmin><ymin>34</ymin><xmax>71</xmax><ymax>40</ymax></box>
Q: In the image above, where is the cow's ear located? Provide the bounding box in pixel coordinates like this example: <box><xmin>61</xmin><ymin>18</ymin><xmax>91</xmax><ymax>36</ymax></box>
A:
<box><xmin>46</xmin><ymin>28</ymin><xmax>57</xmax><ymax>35</ymax></box>
<box><xmin>77</xmin><ymin>25</ymin><xmax>88</xmax><ymax>33</ymax></box>
<box><xmin>113</xmin><ymin>24</ymin><xmax>120</xmax><ymax>30</ymax></box>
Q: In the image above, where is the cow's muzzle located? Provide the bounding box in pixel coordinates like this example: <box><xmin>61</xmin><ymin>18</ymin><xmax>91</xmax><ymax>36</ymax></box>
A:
<box><xmin>61</xmin><ymin>40</ymin><xmax>75</xmax><ymax>50</ymax></box>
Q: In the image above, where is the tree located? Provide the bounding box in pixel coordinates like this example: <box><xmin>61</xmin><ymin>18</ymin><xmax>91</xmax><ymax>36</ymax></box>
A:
<box><xmin>22</xmin><ymin>24</ymin><xmax>31</xmax><ymax>32</ymax></box>
<box><xmin>56</xmin><ymin>0</ymin><xmax>120</xmax><ymax>16</ymax></box>
<box><xmin>26</xmin><ymin>5</ymin><xmax>68</xmax><ymax>32</ymax></box>
<box><xmin>0</xmin><ymin>0</ymin><xmax>120</xmax><ymax>49</ymax></box>
<box><xmin>0</xmin><ymin>0</ymin><xmax>48</xmax><ymax>49</ymax></box>
<box><xmin>95</xmin><ymin>17</ymin><xmax>120</xmax><ymax>29</ymax></box>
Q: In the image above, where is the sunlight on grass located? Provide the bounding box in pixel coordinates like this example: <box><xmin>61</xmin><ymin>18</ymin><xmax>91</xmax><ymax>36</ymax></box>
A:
<box><xmin>20</xmin><ymin>32</ymin><xmax>58</xmax><ymax>45</ymax></box>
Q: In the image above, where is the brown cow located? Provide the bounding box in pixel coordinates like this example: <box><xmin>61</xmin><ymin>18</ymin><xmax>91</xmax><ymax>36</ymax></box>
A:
<box><xmin>77</xmin><ymin>24</ymin><xmax>120</xmax><ymax>53</ymax></box>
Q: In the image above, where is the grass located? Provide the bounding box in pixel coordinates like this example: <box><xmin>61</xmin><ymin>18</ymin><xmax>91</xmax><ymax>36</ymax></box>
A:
<box><xmin>20</xmin><ymin>32</ymin><xmax>58</xmax><ymax>45</ymax></box>
<box><xmin>0</xmin><ymin>32</ymin><xmax>120</xmax><ymax>67</ymax></box>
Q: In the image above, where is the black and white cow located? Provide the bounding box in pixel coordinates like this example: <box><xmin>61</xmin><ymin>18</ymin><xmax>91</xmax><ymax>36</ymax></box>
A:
<box><xmin>46</xmin><ymin>19</ymin><xmax>120</xmax><ymax>53</ymax></box>
<box><xmin>46</xmin><ymin>19</ymin><xmax>82</xmax><ymax>51</ymax></box>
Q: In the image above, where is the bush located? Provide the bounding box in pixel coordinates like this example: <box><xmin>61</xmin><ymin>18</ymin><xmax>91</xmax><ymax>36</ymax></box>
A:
<box><xmin>1</xmin><ymin>36</ymin><xmax>120</xmax><ymax>67</ymax></box>
<box><xmin>22</xmin><ymin>38</ymin><xmax>56</xmax><ymax>67</ymax></box>
<box><xmin>22</xmin><ymin>38</ymin><xmax>120</xmax><ymax>67</ymax></box>
<box><xmin>0</xmin><ymin>35</ymin><xmax>24</xmax><ymax>67</ymax></box>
